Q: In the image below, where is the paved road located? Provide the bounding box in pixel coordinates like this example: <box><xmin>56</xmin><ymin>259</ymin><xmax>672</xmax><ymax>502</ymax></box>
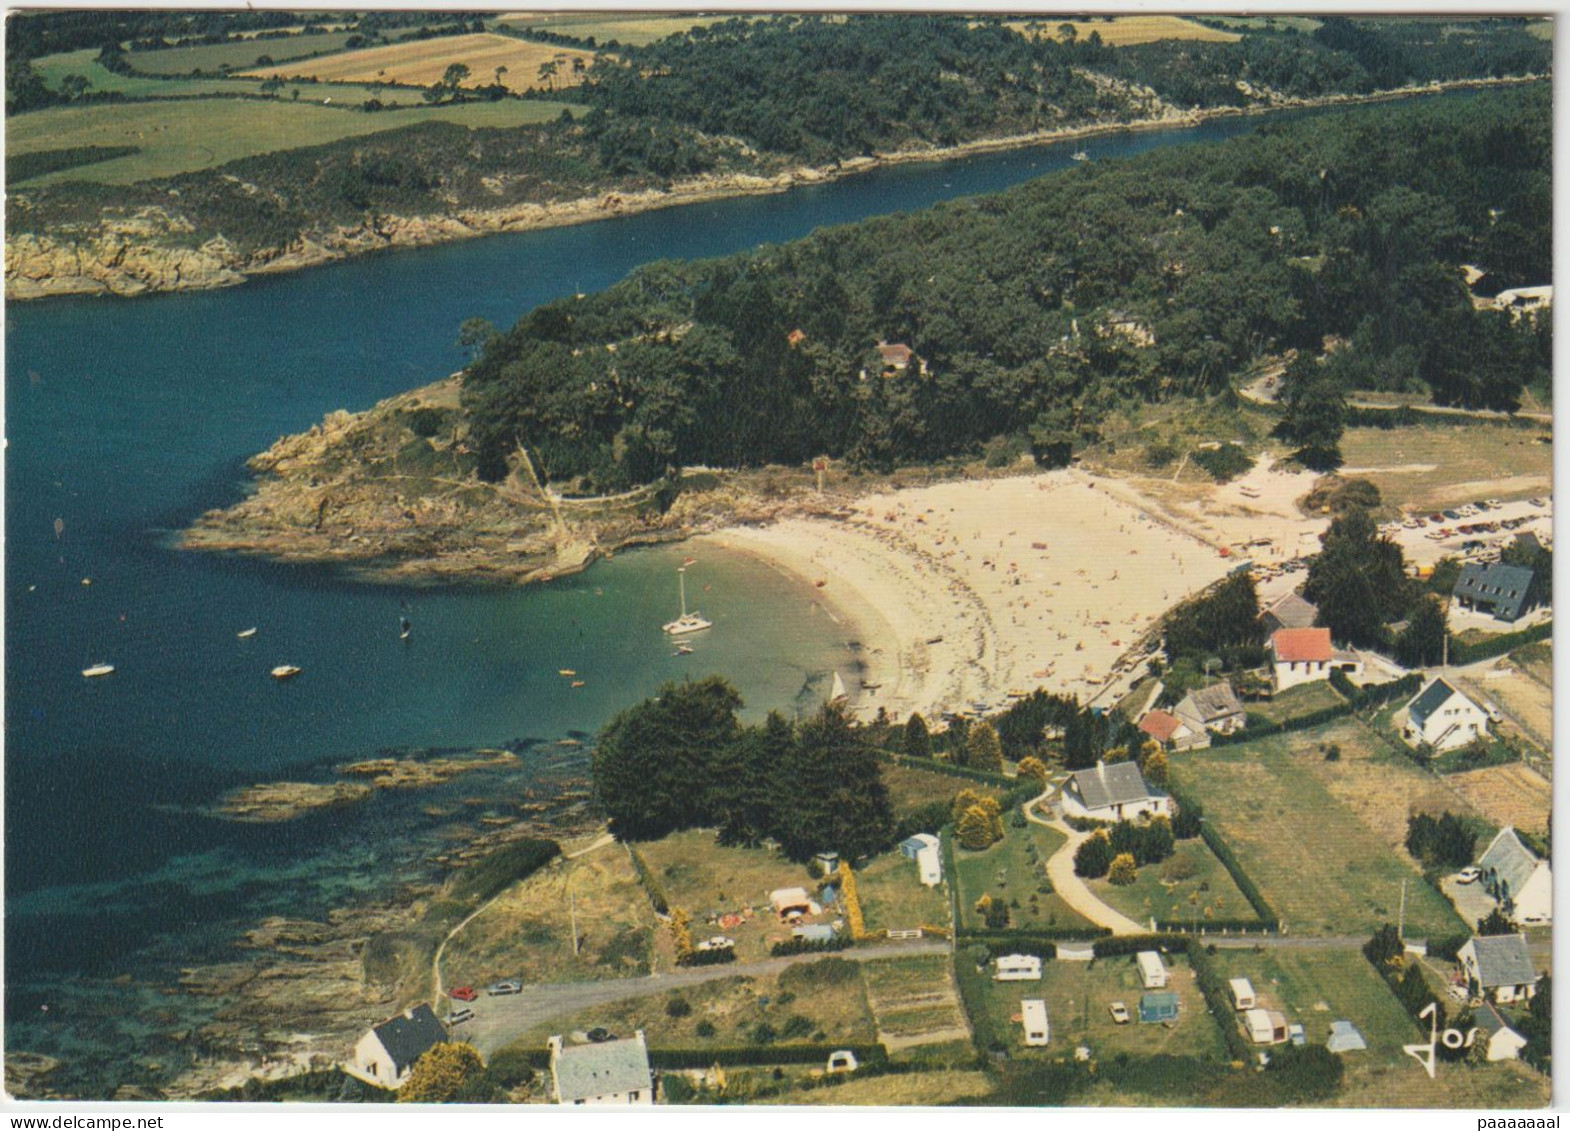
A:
<box><xmin>459</xmin><ymin>940</ymin><xmax>949</xmax><ymax>1056</ymax></box>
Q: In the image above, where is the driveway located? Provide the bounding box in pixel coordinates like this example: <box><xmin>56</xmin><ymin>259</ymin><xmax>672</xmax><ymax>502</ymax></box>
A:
<box><xmin>1022</xmin><ymin>791</ymin><xmax>1147</xmax><ymax>936</ymax></box>
<box><xmin>459</xmin><ymin>939</ymin><xmax>949</xmax><ymax>1056</ymax></box>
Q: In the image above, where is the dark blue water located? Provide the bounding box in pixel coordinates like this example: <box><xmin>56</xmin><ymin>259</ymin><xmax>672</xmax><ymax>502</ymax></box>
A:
<box><xmin>4</xmin><ymin>107</ymin><xmax>1353</xmax><ymax>1085</ymax></box>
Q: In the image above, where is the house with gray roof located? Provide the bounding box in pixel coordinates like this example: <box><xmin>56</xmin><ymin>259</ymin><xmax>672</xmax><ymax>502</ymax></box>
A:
<box><xmin>1401</xmin><ymin>677</ymin><xmax>1489</xmax><ymax>753</ymax></box>
<box><xmin>1458</xmin><ymin>934</ymin><xmax>1540</xmax><ymax>1005</ymax></box>
<box><xmin>1173</xmin><ymin>683</ymin><xmax>1247</xmax><ymax>744</ymax></box>
<box><xmin>1478</xmin><ymin>827</ymin><xmax>1552</xmax><ymax>924</ymax></box>
<box><xmin>1453</xmin><ymin>562</ymin><xmax>1541</xmax><ymax>623</ymax></box>
<box><xmin>1060</xmin><ymin>760</ymin><xmax>1170</xmax><ymax>823</ymax></box>
<box><xmin>548</xmin><ymin>1030</ymin><xmax>653</xmax><ymax>1105</ymax></box>
<box><xmin>347</xmin><ymin>1004</ymin><xmax>449</xmax><ymax>1090</ymax></box>
<box><xmin>1260</xmin><ymin>591</ymin><xmax>1320</xmax><ymax>634</ymax></box>
<box><xmin>1473</xmin><ymin>1001</ymin><xmax>1529</xmax><ymax>1061</ymax></box>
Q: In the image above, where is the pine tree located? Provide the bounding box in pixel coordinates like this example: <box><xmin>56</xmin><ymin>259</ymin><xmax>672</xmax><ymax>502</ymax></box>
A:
<box><xmin>1144</xmin><ymin>748</ymin><xmax>1169</xmax><ymax>786</ymax></box>
<box><xmin>967</xmin><ymin>721</ymin><xmax>1004</xmax><ymax>771</ymax></box>
<box><xmin>772</xmin><ymin>703</ymin><xmax>894</xmax><ymax>861</ymax></box>
<box><xmin>957</xmin><ymin>804</ymin><xmax>1002</xmax><ymax>850</ymax></box>
<box><xmin>903</xmin><ymin>712</ymin><xmax>932</xmax><ymax>758</ymax></box>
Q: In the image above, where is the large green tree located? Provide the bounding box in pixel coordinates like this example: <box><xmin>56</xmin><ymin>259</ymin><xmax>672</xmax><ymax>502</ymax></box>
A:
<box><xmin>1274</xmin><ymin>352</ymin><xmax>1346</xmax><ymax>470</ymax></box>
<box><xmin>1302</xmin><ymin>506</ymin><xmax>1412</xmax><ymax>647</ymax></box>
<box><xmin>771</xmin><ymin>704</ymin><xmax>895</xmax><ymax>861</ymax></box>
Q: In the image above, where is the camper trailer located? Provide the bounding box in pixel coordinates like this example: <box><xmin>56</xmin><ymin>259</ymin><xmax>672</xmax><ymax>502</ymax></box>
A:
<box><xmin>1021</xmin><ymin>999</ymin><xmax>1050</xmax><ymax>1047</ymax></box>
<box><xmin>1136</xmin><ymin>951</ymin><xmax>1168</xmax><ymax>989</ymax></box>
<box><xmin>1229</xmin><ymin>978</ymin><xmax>1257</xmax><ymax>1010</ymax></box>
<box><xmin>994</xmin><ymin>954</ymin><xmax>1043</xmax><ymax>981</ymax></box>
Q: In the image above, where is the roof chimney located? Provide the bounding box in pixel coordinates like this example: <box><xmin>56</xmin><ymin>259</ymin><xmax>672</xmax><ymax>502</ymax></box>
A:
<box><xmin>1096</xmin><ymin>759</ymin><xmax>1106</xmax><ymax>781</ymax></box>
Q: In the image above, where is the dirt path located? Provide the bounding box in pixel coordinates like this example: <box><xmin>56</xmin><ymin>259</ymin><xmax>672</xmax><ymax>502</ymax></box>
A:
<box><xmin>1023</xmin><ymin>791</ymin><xmax>1148</xmax><ymax>936</ymax></box>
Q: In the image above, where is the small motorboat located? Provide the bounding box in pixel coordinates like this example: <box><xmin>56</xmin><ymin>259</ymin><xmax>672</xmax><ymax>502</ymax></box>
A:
<box><xmin>1071</xmin><ymin>151</ymin><xmax>1089</xmax><ymax>162</ymax></box>
<box><xmin>236</xmin><ymin>627</ymin><xmax>257</xmax><ymax>639</ymax></box>
<box><xmin>82</xmin><ymin>663</ymin><xmax>115</xmax><ymax>678</ymax></box>
<box><xmin>271</xmin><ymin>665</ymin><xmax>302</xmax><ymax>680</ymax></box>
<box><xmin>558</xmin><ymin>669</ymin><xmax>577</xmax><ymax>677</ymax></box>
<box><xmin>570</xmin><ymin>680</ymin><xmax>586</xmax><ymax>689</ymax></box>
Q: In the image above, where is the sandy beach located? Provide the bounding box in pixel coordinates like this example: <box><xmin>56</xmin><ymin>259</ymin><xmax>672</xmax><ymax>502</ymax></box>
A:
<box><xmin>701</xmin><ymin>470</ymin><xmax>1234</xmax><ymax>724</ymax></box>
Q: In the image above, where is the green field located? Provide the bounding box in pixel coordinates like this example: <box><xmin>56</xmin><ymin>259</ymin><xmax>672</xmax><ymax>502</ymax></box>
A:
<box><xmin>31</xmin><ymin>49</ymin><xmax>262</xmax><ymax>98</ymax></box>
<box><xmin>952</xmin><ymin>821</ymin><xmax>1098</xmax><ymax>933</ymax></box>
<box><xmin>124</xmin><ymin>31</ymin><xmax>365</xmax><ymax>76</ymax></box>
<box><xmin>1088</xmin><ymin>837</ymin><xmax>1261</xmax><ymax>930</ymax></box>
<box><xmin>854</xmin><ymin>849</ymin><xmax>950</xmax><ymax>936</ymax></box>
<box><xmin>1170</xmin><ymin>728</ymin><xmax>1467</xmax><ymax>939</ymax></box>
<box><xmin>1339</xmin><ymin>421</ymin><xmax>1552</xmax><ymax>512</ymax></box>
<box><xmin>8</xmin><ymin>97</ymin><xmax>585</xmax><ymax>187</ymax></box>
<box><xmin>960</xmin><ymin>951</ymin><xmax>1226</xmax><ymax>1059</ymax></box>
<box><xmin>1247</xmin><ymin>679</ymin><xmax>1346</xmax><ymax>724</ymax></box>
<box><xmin>495</xmin><ymin>12</ymin><xmax>731</xmax><ymax>46</ymax></box>
<box><xmin>881</xmin><ymin>760</ymin><xmax>987</xmax><ymax>819</ymax></box>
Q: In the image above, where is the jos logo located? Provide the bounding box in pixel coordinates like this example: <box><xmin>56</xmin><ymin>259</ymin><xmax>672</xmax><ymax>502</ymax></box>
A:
<box><xmin>1404</xmin><ymin>1001</ymin><xmax>1482</xmax><ymax>1077</ymax></box>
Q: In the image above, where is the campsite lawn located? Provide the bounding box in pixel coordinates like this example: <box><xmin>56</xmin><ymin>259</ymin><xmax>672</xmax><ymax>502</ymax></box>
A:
<box><xmin>8</xmin><ymin>97</ymin><xmax>583</xmax><ymax>186</ymax></box>
<box><xmin>1087</xmin><ymin>836</ymin><xmax>1261</xmax><ymax>930</ymax></box>
<box><xmin>1169</xmin><ymin>722</ymin><xmax>1467</xmax><ymax>939</ymax></box>
<box><xmin>854</xmin><ymin>849</ymin><xmax>951</xmax><ymax>936</ymax></box>
<box><xmin>952</xmin><ymin>821</ymin><xmax>1099</xmax><ymax>934</ymax></box>
<box><xmin>636</xmin><ymin>829</ymin><xmax>828</xmax><ymax>962</ymax></box>
<box><xmin>960</xmin><ymin>950</ymin><xmax>1225</xmax><ymax>1059</ymax></box>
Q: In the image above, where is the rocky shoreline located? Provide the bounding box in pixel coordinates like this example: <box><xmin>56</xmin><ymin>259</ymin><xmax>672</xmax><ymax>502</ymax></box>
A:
<box><xmin>6</xmin><ymin>76</ymin><xmax>1537</xmax><ymax>303</ymax></box>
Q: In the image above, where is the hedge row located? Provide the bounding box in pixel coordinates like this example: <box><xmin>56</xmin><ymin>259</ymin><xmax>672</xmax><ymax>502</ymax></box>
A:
<box><xmin>1208</xmin><ymin>699</ymin><xmax>1356</xmax><ymax>747</ymax></box>
<box><xmin>1189</xmin><ymin>944</ymin><xmax>1253</xmax><ymax>1062</ymax></box>
<box><xmin>1154</xmin><ymin>917</ymin><xmax>1275</xmax><ymax>934</ymax></box>
<box><xmin>676</xmin><ymin>946</ymin><xmax>737</xmax><ymax>967</ymax></box>
<box><xmin>1164</xmin><ymin>778</ymin><xmax>1279</xmax><ymax>930</ymax></box>
<box><xmin>625</xmin><ymin>845</ymin><xmax>670</xmax><ymax>915</ymax></box>
<box><xmin>1330</xmin><ymin>669</ymin><xmax>1424</xmax><ymax>710</ymax></box>
<box><xmin>648</xmin><ymin>1044</ymin><xmax>888</xmax><ymax>1069</ymax></box>
<box><xmin>1091</xmin><ymin>933</ymin><xmax>1190</xmax><ymax>958</ymax></box>
<box><xmin>769</xmin><ymin>936</ymin><xmax>853</xmax><ymax>957</ymax></box>
<box><xmin>1447</xmin><ymin>620</ymin><xmax>1553</xmax><ymax>667</ymax></box>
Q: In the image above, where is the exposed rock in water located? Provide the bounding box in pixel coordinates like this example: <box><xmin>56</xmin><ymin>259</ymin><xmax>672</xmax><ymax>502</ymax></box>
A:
<box><xmin>216</xmin><ymin>780</ymin><xmax>374</xmax><ymax>823</ymax></box>
<box><xmin>339</xmin><ymin>748</ymin><xmax>518</xmax><ymax>789</ymax></box>
<box><xmin>5</xmin><ymin>1052</ymin><xmax>62</xmax><ymax>1099</ymax></box>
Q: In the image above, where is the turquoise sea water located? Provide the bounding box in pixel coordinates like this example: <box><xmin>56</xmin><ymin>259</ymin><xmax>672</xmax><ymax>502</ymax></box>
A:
<box><xmin>3</xmin><ymin>104</ymin><xmax>1381</xmax><ymax>1090</ymax></box>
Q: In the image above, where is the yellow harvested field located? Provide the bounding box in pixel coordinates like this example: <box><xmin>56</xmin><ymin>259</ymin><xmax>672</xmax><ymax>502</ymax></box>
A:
<box><xmin>1007</xmin><ymin>16</ymin><xmax>1240</xmax><ymax>46</ymax></box>
<box><xmin>1445</xmin><ymin>764</ymin><xmax>1552</xmax><ymax>836</ymax></box>
<box><xmin>239</xmin><ymin>33</ymin><xmax>596</xmax><ymax>93</ymax></box>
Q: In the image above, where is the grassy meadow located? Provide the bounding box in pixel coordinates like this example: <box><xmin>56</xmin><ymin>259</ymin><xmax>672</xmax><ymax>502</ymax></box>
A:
<box><xmin>241</xmin><ymin>33</ymin><xmax>597</xmax><ymax>93</ymax></box>
<box><xmin>1087</xmin><ymin>836</ymin><xmax>1260</xmax><ymax>930</ymax></box>
<box><xmin>125</xmin><ymin>31</ymin><xmax>364</xmax><ymax>75</ymax></box>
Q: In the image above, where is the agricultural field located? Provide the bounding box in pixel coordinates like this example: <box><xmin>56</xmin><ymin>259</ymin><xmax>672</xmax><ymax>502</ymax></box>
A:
<box><xmin>1087</xmin><ymin>836</ymin><xmax>1261</xmax><ymax>930</ymax></box>
<box><xmin>961</xmin><ymin>950</ymin><xmax>1226</xmax><ymax>1059</ymax></box>
<box><xmin>30</xmin><ymin>48</ymin><xmax>261</xmax><ymax>98</ymax></box>
<box><xmin>1006</xmin><ymin>15</ymin><xmax>1240</xmax><ymax>46</ymax></box>
<box><xmin>635</xmin><ymin>830</ymin><xmax>830</xmax><ymax>962</ymax></box>
<box><xmin>240</xmin><ymin>33</ymin><xmax>597</xmax><ymax>93</ymax></box>
<box><xmin>1338</xmin><ymin>421</ymin><xmax>1551</xmax><ymax>513</ymax></box>
<box><xmin>853</xmin><ymin>849</ymin><xmax>950</xmax><ymax>936</ymax></box>
<box><xmin>952</xmin><ymin>821</ymin><xmax>1099</xmax><ymax>934</ymax></box>
<box><xmin>1245</xmin><ymin>679</ymin><xmax>1346</xmax><ymax>724</ymax></box>
<box><xmin>1203</xmin><ymin>15</ymin><xmax>1324</xmax><ymax>34</ymax></box>
<box><xmin>1170</xmin><ymin>723</ymin><xmax>1468</xmax><ymax>939</ymax></box>
<box><xmin>440</xmin><ymin>838</ymin><xmax>657</xmax><ymax>988</ymax></box>
<box><xmin>7</xmin><ymin>97</ymin><xmax>583</xmax><ymax>187</ymax></box>
<box><xmin>126</xmin><ymin>31</ymin><xmax>365</xmax><ymax>75</ymax></box>
<box><xmin>496</xmin><ymin>12</ymin><xmax>735</xmax><ymax>46</ymax></box>
<box><xmin>1453</xmin><ymin>663</ymin><xmax>1553</xmax><ymax>756</ymax></box>
<box><xmin>861</xmin><ymin>954</ymin><xmax>970</xmax><ymax>1054</ymax></box>
<box><xmin>1444</xmin><ymin>764</ymin><xmax>1552</xmax><ymax>837</ymax></box>
<box><xmin>489</xmin><ymin>954</ymin><xmax>878</xmax><ymax>1053</ymax></box>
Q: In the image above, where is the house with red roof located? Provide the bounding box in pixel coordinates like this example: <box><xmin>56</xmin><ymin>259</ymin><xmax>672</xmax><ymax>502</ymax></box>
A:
<box><xmin>1269</xmin><ymin>627</ymin><xmax>1363</xmax><ymax>691</ymax></box>
<box><xmin>1138</xmin><ymin>708</ymin><xmax>1203</xmax><ymax>751</ymax></box>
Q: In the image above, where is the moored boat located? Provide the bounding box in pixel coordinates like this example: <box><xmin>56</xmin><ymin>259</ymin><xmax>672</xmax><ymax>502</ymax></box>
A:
<box><xmin>271</xmin><ymin>665</ymin><xmax>302</xmax><ymax>680</ymax></box>
<box><xmin>82</xmin><ymin>663</ymin><xmax>115</xmax><ymax>678</ymax></box>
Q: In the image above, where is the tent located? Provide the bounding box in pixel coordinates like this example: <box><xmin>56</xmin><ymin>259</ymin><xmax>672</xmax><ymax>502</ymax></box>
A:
<box><xmin>1326</xmin><ymin>1020</ymin><xmax>1367</xmax><ymax>1053</ymax></box>
<box><xmin>1138</xmin><ymin>992</ymin><xmax>1180</xmax><ymax>1023</ymax></box>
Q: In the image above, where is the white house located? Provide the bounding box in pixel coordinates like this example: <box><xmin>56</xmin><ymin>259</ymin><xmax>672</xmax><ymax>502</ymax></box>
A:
<box><xmin>994</xmin><ymin>954</ymin><xmax>1043</xmax><ymax>981</ymax></box>
<box><xmin>1270</xmin><ymin>627</ymin><xmax>1334</xmax><ymax>691</ymax></box>
<box><xmin>916</xmin><ymin>843</ymin><xmax>942</xmax><ymax>887</ymax></box>
<box><xmin>1458</xmin><ymin>934</ymin><xmax>1540</xmax><ymax>1005</ymax></box>
<box><xmin>1173</xmin><ymin>683</ymin><xmax>1247</xmax><ymax>740</ymax></box>
<box><xmin>1402</xmin><ymin>678</ymin><xmax>1490</xmax><ymax>753</ymax></box>
<box><xmin>1474</xmin><ymin>1001</ymin><xmax>1529</xmax><ymax>1062</ymax></box>
<box><xmin>548</xmin><ymin>1030</ymin><xmax>653</xmax><ymax>1105</ymax></box>
<box><xmin>1021</xmin><ymin>999</ymin><xmax>1050</xmax><ymax>1047</ymax></box>
<box><xmin>1229</xmin><ymin>978</ymin><xmax>1256</xmax><ymax>1010</ymax></box>
<box><xmin>1060</xmin><ymin>760</ymin><xmax>1170</xmax><ymax>823</ymax></box>
<box><xmin>1477</xmin><ymin>827</ymin><xmax>1553</xmax><ymax>925</ymax></box>
<box><xmin>1136</xmin><ymin>951</ymin><xmax>1168</xmax><ymax>990</ymax></box>
<box><xmin>346</xmin><ymin>1004</ymin><xmax>448</xmax><ymax>1090</ymax></box>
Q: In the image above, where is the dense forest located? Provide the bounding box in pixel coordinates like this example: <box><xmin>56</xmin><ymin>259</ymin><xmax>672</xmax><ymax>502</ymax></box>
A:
<box><xmin>457</xmin><ymin>87</ymin><xmax>1551</xmax><ymax>492</ymax></box>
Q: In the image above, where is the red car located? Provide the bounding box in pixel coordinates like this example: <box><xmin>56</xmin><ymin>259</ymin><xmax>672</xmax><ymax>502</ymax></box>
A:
<box><xmin>449</xmin><ymin>986</ymin><xmax>477</xmax><ymax>1002</ymax></box>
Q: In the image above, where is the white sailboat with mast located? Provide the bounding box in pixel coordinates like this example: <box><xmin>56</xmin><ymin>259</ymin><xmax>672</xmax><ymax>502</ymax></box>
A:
<box><xmin>662</xmin><ymin>566</ymin><xmax>712</xmax><ymax>635</ymax></box>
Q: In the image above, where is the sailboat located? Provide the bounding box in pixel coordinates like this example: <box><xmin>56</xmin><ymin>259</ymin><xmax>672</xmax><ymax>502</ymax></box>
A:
<box><xmin>399</xmin><ymin>616</ymin><xmax>412</xmax><ymax>641</ymax></box>
<box><xmin>662</xmin><ymin>567</ymin><xmax>712</xmax><ymax>635</ymax></box>
<box><xmin>828</xmin><ymin>670</ymin><xmax>848</xmax><ymax>703</ymax></box>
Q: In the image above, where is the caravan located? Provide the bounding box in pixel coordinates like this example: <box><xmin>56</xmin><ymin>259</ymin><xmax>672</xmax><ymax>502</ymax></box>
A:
<box><xmin>1136</xmin><ymin>951</ymin><xmax>1168</xmax><ymax>989</ymax></box>
<box><xmin>994</xmin><ymin>954</ymin><xmax>1043</xmax><ymax>982</ymax></box>
<box><xmin>1020</xmin><ymin>999</ymin><xmax>1050</xmax><ymax>1047</ymax></box>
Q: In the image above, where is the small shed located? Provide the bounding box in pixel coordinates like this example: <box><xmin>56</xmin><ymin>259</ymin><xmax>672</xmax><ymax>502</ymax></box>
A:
<box><xmin>899</xmin><ymin>834</ymin><xmax>940</xmax><ymax>860</ymax></box>
<box><xmin>994</xmin><ymin>954</ymin><xmax>1043</xmax><ymax>982</ymax></box>
<box><xmin>1229</xmin><ymin>978</ymin><xmax>1257</xmax><ymax>1010</ymax></box>
<box><xmin>916</xmin><ymin>843</ymin><xmax>942</xmax><ymax>887</ymax></box>
<box><xmin>1244</xmin><ymin>1008</ymin><xmax>1288</xmax><ymax>1045</ymax></box>
<box><xmin>1021</xmin><ymin>999</ymin><xmax>1050</xmax><ymax>1047</ymax></box>
<box><xmin>1326</xmin><ymin>1020</ymin><xmax>1367</xmax><ymax>1053</ymax></box>
<box><xmin>1138</xmin><ymin>992</ymin><xmax>1180</xmax><ymax>1024</ymax></box>
<box><xmin>770</xmin><ymin>887</ymin><xmax>814</xmax><ymax>920</ymax></box>
<box><xmin>1136</xmin><ymin>951</ymin><xmax>1168</xmax><ymax>989</ymax></box>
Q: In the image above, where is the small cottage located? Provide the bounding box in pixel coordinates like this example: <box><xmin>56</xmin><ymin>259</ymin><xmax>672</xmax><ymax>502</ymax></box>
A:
<box><xmin>1060</xmin><ymin>760</ymin><xmax>1170</xmax><ymax>823</ymax></box>
<box><xmin>1138</xmin><ymin>708</ymin><xmax>1203</xmax><ymax>751</ymax></box>
<box><xmin>548</xmin><ymin>1030</ymin><xmax>653</xmax><ymax>1106</ymax></box>
<box><xmin>1474</xmin><ymin>1001</ymin><xmax>1529</xmax><ymax>1062</ymax></box>
<box><xmin>1477</xmin><ymin>827</ymin><xmax>1552</xmax><ymax>924</ymax></box>
<box><xmin>1259</xmin><ymin>591</ymin><xmax>1320</xmax><ymax>634</ymax></box>
<box><xmin>1173</xmin><ymin>683</ymin><xmax>1247</xmax><ymax>741</ymax></box>
<box><xmin>348</xmin><ymin>1004</ymin><xmax>449</xmax><ymax>1090</ymax></box>
<box><xmin>1269</xmin><ymin>627</ymin><xmax>1334</xmax><ymax>691</ymax></box>
<box><xmin>1402</xmin><ymin>678</ymin><xmax>1490</xmax><ymax>754</ymax></box>
<box><xmin>1453</xmin><ymin>563</ymin><xmax>1541</xmax><ymax>623</ymax></box>
<box><xmin>1459</xmin><ymin>934</ymin><xmax>1539</xmax><ymax>1005</ymax></box>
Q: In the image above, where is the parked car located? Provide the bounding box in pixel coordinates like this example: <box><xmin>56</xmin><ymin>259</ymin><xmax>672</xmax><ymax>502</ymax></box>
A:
<box><xmin>1457</xmin><ymin>867</ymin><xmax>1482</xmax><ymax>884</ymax></box>
<box><xmin>486</xmin><ymin>980</ymin><xmax>523</xmax><ymax>996</ymax></box>
<box><xmin>1482</xmin><ymin>702</ymin><xmax>1503</xmax><ymax>723</ymax></box>
<box><xmin>1443</xmin><ymin>509</ymin><xmax>1462</xmax><ymax>521</ymax></box>
<box><xmin>1109</xmin><ymin>1002</ymin><xmax>1131</xmax><ymax>1024</ymax></box>
<box><xmin>449</xmin><ymin>985</ymin><xmax>477</xmax><ymax>1002</ymax></box>
<box><xmin>446</xmin><ymin>1008</ymin><xmax>474</xmax><ymax>1026</ymax></box>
